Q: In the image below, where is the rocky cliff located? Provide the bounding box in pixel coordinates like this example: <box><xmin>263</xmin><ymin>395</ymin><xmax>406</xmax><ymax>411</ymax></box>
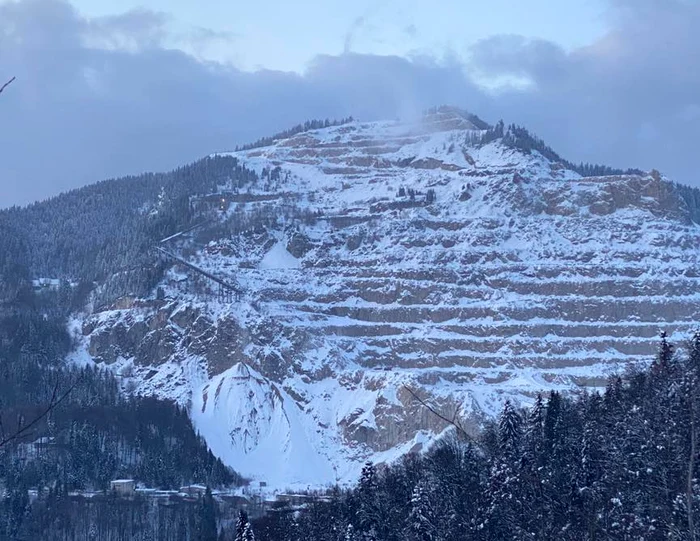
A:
<box><xmin>71</xmin><ymin>108</ymin><xmax>700</xmax><ymax>489</ymax></box>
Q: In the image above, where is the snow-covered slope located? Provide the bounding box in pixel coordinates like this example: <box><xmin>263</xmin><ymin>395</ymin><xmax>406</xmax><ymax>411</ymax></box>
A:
<box><xmin>72</xmin><ymin>108</ymin><xmax>700</xmax><ymax>490</ymax></box>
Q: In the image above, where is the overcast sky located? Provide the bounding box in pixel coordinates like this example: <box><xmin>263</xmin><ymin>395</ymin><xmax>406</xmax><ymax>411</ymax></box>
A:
<box><xmin>1</xmin><ymin>0</ymin><xmax>698</xmax><ymax>207</ymax></box>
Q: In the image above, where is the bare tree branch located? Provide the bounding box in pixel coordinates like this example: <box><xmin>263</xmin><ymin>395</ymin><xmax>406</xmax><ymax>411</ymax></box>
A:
<box><xmin>0</xmin><ymin>76</ymin><xmax>16</xmax><ymax>95</ymax></box>
<box><xmin>0</xmin><ymin>377</ymin><xmax>79</xmax><ymax>449</ymax></box>
<box><xmin>402</xmin><ymin>384</ymin><xmax>475</xmax><ymax>443</ymax></box>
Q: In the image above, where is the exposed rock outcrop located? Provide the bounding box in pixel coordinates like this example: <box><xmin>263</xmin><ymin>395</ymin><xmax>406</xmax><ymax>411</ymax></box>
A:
<box><xmin>74</xmin><ymin>109</ymin><xmax>700</xmax><ymax>488</ymax></box>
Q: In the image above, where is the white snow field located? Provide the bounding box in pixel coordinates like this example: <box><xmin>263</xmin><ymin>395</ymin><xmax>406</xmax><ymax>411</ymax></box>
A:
<box><xmin>71</xmin><ymin>108</ymin><xmax>700</xmax><ymax>490</ymax></box>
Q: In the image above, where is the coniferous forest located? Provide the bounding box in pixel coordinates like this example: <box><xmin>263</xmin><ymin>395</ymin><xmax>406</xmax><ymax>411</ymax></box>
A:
<box><xmin>253</xmin><ymin>333</ymin><xmax>700</xmax><ymax>541</ymax></box>
<box><xmin>0</xmin><ymin>155</ymin><xmax>260</xmax><ymax>311</ymax></box>
<box><xmin>0</xmin><ymin>281</ymin><xmax>243</xmax><ymax>540</ymax></box>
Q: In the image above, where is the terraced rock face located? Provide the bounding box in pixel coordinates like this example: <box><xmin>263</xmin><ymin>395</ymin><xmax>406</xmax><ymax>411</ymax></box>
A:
<box><xmin>74</xmin><ymin>109</ymin><xmax>700</xmax><ymax>489</ymax></box>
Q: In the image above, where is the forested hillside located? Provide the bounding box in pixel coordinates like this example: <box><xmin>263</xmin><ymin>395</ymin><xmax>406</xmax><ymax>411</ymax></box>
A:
<box><xmin>0</xmin><ymin>156</ymin><xmax>258</xmax><ymax>309</ymax></box>
<box><xmin>0</xmin><ymin>300</ymin><xmax>243</xmax><ymax>540</ymax></box>
<box><xmin>0</xmin><ymin>153</ymin><xmax>264</xmax><ymax>540</ymax></box>
<box><xmin>252</xmin><ymin>333</ymin><xmax>700</xmax><ymax>541</ymax></box>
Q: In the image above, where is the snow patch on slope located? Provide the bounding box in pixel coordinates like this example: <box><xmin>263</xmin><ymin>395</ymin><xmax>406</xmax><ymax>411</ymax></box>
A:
<box><xmin>259</xmin><ymin>241</ymin><xmax>300</xmax><ymax>270</ymax></box>
<box><xmin>191</xmin><ymin>363</ymin><xmax>337</xmax><ymax>489</ymax></box>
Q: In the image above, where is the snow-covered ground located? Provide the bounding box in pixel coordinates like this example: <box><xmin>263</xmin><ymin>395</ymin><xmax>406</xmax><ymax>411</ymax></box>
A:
<box><xmin>71</xmin><ymin>109</ymin><xmax>700</xmax><ymax>490</ymax></box>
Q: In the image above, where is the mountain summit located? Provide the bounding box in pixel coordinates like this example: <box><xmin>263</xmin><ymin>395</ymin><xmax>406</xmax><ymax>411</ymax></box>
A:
<box><xmin>55</xmin><ymin>107</ymin><xmax>700</xmax><ymax>488</ymax></box>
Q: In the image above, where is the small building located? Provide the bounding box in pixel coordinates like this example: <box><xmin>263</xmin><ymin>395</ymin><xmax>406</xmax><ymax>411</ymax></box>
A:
<box><xmin>110</xmin><ymin>479</ymin><xmax>136</xmax><ymax>496</ymax></box>
<box><xmin>32</xmin><ymin>278</ymin><xmax>61</xmax><ymax>292</ymax></box>
<box><xmin>16</xmin><ymin>436</ymin><xmax>57</xmax><ymax>461</ymax></box>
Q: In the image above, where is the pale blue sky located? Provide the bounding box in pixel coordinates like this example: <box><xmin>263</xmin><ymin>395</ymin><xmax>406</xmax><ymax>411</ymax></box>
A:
<box><xmin>67</xmin><ymin>0</ymin><xmax>609</xmax><ymax>71</ymax></box>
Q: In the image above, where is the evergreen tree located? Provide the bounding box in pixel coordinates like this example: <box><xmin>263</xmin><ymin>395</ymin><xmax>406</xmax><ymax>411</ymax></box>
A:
<box><xmin>673</xmin><ymin>332</ymin><xmax>700</xmax><ymax>538</ymax></box>
<box><xmin>498</xmin><ymin>400</ymin><xmax>522</xmax><ymax>459</ymax></box>
<box><xmin>196</xmin><ymin>487</ymin><xmax>218</xmax><ymax>541</ymax></box>
<box><xmin>577</xmin><ymin>393</ymin><xmax>606</xmax><ymax>539</ymax></box>
<box><xmin>653</xmin><ymin>330</ymin><xmax>675</xmax><ymax>376</ymax></box>
<box><xmin>242</xmin><ymin>522</ymin><xmax>255</xmax><ymax>541</ymax></box>
<box><xmin>406</xmin><ymin>480</ymin><xmax>436</xmax><ymax>541</ymax></box>
<box><xmin>357</xmin><ymin>462</ymin><xmax>380</xmax><ymax>541</ymax></box>
<box><xmin>523</xmin><ymin>392</ymin><xmax>545</xmax><ymax>465</ymax></box>
<box><xmin>235</xmin><ymin>510</ymin><xmax>249</xmax><ymax>541</ymax></box>
<box><xmin>482</xmin><ymin>401</ymin><xmax>526</xmax><ymax>539</ymax></box>
<box><xmin>520</xmin><ymin>393</ymin><xmax>547</xmax><ymax>538</ymax></box>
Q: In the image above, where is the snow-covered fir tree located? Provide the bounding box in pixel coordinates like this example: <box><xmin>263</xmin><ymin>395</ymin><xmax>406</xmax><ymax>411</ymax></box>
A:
<box><xmin>358</xmin><ymin>461</ymin><xmax>380</xmax><ymax>541</ymax></box>
<box><xmin>406</xmin><ymin>479</ymin><xmax>437</xmax><ymax>541</ymax></box>
<box><xmin>235</xmin><ymin>510</ymin><xmax>250</xmax><ymax>541</ymax></box>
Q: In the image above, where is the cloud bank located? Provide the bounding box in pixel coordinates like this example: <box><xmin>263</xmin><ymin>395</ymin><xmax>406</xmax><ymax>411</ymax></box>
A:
<box><xmin>1</xmin><ymin>0</ymin><xmax>698</xmax><ymax>207</ymax></box>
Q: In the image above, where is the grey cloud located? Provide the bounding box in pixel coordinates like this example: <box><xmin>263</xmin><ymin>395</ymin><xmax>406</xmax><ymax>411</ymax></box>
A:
<box><xmin>86</xmin><ymin>9</ymin><xmax>170</xmax><ymax>50</ymax></box>
<box><xmin>185</xmin><ymin>26</ymin><xmax>238</xmax><ymax>53</ymax></box>
<box><xmin>470</xmin><ymin>35</ymin><xmax>567</xmax><ymax>81</ymax></box>
<box><xmin>304</xmin><ymin>53</ymin><xmax>486</xmax><ymax>121</ymax></box>
<box><xmin>0</xmin><ymin>0</ymin><xmax>484</xmax><ymax>207</ymax></box>
<box><xmin>1</xmin><ymin>0</ymin><xmax>699</xmax><ymax>208</ymax></box>
<box><xmin>467</xmin><ymin>0</ymin><xmax>700</xmax><ymax>183</ymax></box>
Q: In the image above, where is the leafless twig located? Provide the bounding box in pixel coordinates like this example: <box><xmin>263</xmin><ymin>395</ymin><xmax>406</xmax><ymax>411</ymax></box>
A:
<box><xmin>0</xmin><ymin>76</ymin><xmax>16</xmax><ymax>95</ymax></box>
<box><xmin>0</xmin><ymin>377</ymin><xmax>79</xmax><ymax>449</ymax></box>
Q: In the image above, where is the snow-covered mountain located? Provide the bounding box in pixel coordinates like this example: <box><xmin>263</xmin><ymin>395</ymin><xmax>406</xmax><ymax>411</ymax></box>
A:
<box><xmin>71</xmin><ymin>107</ymin><xmax>700</xmax><ymax>490</ymax></box>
